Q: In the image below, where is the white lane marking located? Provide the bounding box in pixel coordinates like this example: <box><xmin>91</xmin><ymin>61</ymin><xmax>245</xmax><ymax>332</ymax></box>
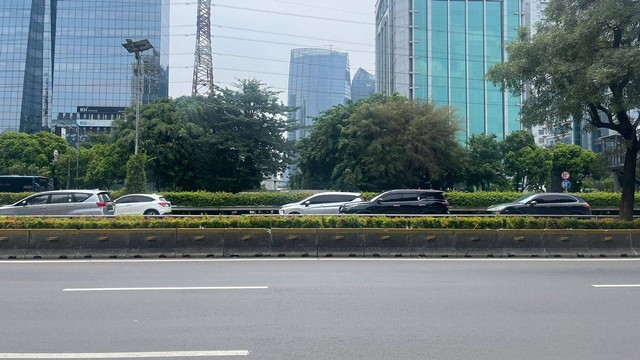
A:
<box><xmin>592</xmin><ymin>284</ymin><xmax>640</xmax><ymax>288</ymax></box>
<box><xmin>0</xmin><ymin>350</ymin><xmax>249</xmax><ymax>358</ymax></box>
<box><xmin>63</xmin><ymin>286</ymin><xmax>268</xmax><ymax>292</ymax></box>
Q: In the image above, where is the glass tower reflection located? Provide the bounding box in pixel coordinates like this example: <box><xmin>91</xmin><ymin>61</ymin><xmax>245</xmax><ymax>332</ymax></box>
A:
<box><xmin>0</xmin><ymin>0</ymin><xmax>169</xmax><ymax>134</ymax></box>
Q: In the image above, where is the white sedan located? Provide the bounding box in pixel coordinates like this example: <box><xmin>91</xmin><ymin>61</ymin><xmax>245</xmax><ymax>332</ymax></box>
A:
<box><xmin>114</xmin><ymin>194</ymin><xmax>172</xmax><ymax>215</ymax></box>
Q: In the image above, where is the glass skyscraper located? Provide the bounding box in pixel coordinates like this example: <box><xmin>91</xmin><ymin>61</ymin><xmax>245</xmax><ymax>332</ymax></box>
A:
<box><xmin>0</xmin><ymin>0</ymin><xmax>169</xmax><ymax>134</ymax></box>
<box><xmin>287</xmin><ymin>48</ymin><xmax>351</xmax><ymax>142</ymax></box>
<box><xmin>375</xmin><ymin>0</ymin><xmax>521</xmax><ymax>142</ymax></box>
<box><xmin>351</xmin><ymin>68</ymin><xmax>376</xmax><ymax>101</ymax></box>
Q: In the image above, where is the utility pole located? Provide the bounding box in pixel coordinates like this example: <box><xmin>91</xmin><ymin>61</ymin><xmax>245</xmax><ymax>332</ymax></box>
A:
<box><xmin>192</xmin><ymin>0</ymin><xmax>214</xmax><ymax>96</ymax></box>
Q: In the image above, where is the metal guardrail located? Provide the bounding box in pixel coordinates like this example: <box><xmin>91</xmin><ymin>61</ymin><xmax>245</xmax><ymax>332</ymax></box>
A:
<box><xmin>170</xmin><ymin>206</ymin><xmax>628</xmax><ymax>216</ymax></box>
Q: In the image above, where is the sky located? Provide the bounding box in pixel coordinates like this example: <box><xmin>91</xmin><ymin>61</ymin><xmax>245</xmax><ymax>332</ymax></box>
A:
<box><xmin>168</xmin><ymin>0</ymin><xmax>377</xmax><ymax>103</ymax></box>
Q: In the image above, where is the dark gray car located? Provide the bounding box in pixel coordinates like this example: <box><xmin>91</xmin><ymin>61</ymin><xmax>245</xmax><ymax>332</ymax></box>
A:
<box><xmin>0</xmin><ymin>190</ymin><xmax>115</xmax><ymax>216</ymax></box>
<box><xmin>486</xmin><ymin>193</ymin><xmax>592</xmax><ymax>215</ymax></box>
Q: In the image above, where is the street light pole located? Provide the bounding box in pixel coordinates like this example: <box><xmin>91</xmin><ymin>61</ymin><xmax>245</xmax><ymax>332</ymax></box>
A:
<box><xmin>122</xmin><ymin>39</ymin><xmax>154</xmax><ymax>155</ymax></box>
<box><xmin>52</xmin><ymin>150</ymin><xmax>59</xmax><ymax>190</ymax></box>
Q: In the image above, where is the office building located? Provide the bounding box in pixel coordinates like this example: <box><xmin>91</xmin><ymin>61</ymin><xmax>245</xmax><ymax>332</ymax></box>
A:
<box><xmin>375</xmin><ymin>0</ymin><xmax>521</xmax><ymax>142</ymax></box>
<box><xmin>0</xmin><ymin>0</ymin><xmax>169</xmax><ymax>138</ymax></box>
<box><xmin>351</xmin><ymin>68</ymin><xmax>376</xmax><ymax>101</ymax></box>
<box><xmin>287</xmin><ymin>48</ymin><xmax>351</xmax><ymax>142</ymax></box>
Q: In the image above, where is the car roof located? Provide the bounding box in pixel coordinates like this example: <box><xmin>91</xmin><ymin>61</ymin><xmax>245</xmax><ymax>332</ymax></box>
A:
<box><xmin>381</xmin><ymin>189</ymin><xmax>444</xmax><ymax>194</ymax></box>
<box><xmin>311</xmin><ymin>192</ymin><xmax>361</xmax><ymax>196</ymax></box>
<box><xmin>33</xmin><ymin>189</ymin><xmax>107</xmax><ymax>195</ymax></box>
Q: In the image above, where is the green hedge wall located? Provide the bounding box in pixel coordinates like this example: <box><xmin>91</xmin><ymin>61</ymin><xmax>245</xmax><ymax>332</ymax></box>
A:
<box><xmin>0</xmin><ymin>215</ymin><xmax>638</xmax><ymax>230</ymax></box>
<box><xmin>0</xmin><ymin>191</ymin><xmax>629</xmax><ymax>208</ymax></box>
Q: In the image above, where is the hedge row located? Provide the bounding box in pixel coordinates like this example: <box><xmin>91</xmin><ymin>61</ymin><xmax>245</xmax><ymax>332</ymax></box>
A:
<box><xmin>0</xmin><ymin>215</ymin><xmax>638</xmax><ymax>230</ymax></box>
<box><xmin>0</xmin><ymin>191</ymin><xmax>629</xmax><ymax>208</ymax></box>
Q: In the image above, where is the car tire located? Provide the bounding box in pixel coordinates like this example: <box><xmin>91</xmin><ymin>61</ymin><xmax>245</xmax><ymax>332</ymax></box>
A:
<box><xmin>144</xmin><ymin>209</ymin><xmax>160</xmax><ymax>215</ymax></box>
<box><xmin>355</xmin><ymin>210</ymin><xmax>372</xmax><ymax>214</ymax></box>
<box><xmin>288</xmin><ymin>212</ymin><xmax>300</xmax><ymax>215</ymax></box>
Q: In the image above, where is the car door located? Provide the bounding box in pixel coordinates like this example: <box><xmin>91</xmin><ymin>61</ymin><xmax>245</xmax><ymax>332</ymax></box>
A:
<box><xmin>547</xmin><ymin>194</ymin><xmax>578</xmax><ymax>214</ymax></box>
<box><xmin>304</xmin><ymin>195</ymin><xmax>333</xmax><ymax>214</ymax></box>
<box><xmin>528</xmin><ymin>195</ymin><xmax>554</xmax><ymax>215</ymax></box>
<box><xmin>19</xmin><ymin>194</ymin><xmax>50</xmax><ymax>215</ymax></box>
<box><xmin>46</xmin><ymin>193</ymin><xmax>74</xmax><ymax>215</ymax></box>
<box><xmin>375</xmin><ymin>193</ymin><xmax>407</xmax><ymax>214</ymax></box>
<box><xmin>115</xmin><ymin>195</ymin><xmax>137</xmax><ymax>215</ymax></box>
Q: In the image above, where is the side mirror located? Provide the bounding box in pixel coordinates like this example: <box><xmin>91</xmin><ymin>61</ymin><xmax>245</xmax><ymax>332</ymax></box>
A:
<box><xmin>529</xmin><ymin>200</ymin><xmax>538</xmax><ymax>206</ymax></box>
<box><xmin>303</xmin><ymin>200</ymin><xmax>311</xmax><ymax>207</ymax></box>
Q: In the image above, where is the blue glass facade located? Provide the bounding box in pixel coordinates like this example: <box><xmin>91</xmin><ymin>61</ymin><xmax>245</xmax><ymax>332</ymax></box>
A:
<box><xmin>287</xmin><ymin>48</ymin><xmax>351</xmax><ymax>141</ymax></box>
<box><xmin>0</xmin><ymin>0</ymin><xmax>169</xmax><ymax>134</ymax></box>
<box><xmin>376</xmin><ymin>0</ymin><xmax>521</xmax><ymax>143</ymax></box>
<box><xmin>351</xmin><ymin>68</ymin><xmax>376</xmax><ymax>101</ymax></box>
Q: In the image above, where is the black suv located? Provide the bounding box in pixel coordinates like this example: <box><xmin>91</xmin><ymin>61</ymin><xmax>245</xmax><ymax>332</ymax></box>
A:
<box><xmin>338</xmin><ymin>189</ymin><xmax>449</xmax><ymax>215</ymax></box>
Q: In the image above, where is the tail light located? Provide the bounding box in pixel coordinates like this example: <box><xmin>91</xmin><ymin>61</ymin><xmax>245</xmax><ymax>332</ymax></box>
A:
<box><xmin>444</xmin><ymin>200</ymin><xmax>450</xmax><ymax>207</ymax></box>
<box><xmin>585</xmin><ymin>203</ymin><xmax>591</xmax><ymax>209</ymax></box>
<box><xmin>96</xmin><ymin>201</ymin><xmax>108</xmax><ymax>208</ymax></box>
<box><xmin>158</xmin><ymin>201</ymin><xmax>170</xmax><ymax>207</ymax></box>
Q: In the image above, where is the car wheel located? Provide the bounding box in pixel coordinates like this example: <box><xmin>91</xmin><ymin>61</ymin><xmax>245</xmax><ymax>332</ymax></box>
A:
<box><xmin>144</xmin><ymin>209</ymin><xmax>160</xmax><ymax>215</ymax></box>
<box><xmin>355</xmin><ymin>210</ymin><xmax>372</xmax><ymax>214</ymax></box>
<box><xmin>288</xmin><ymin>211</ymin><xmax>300</xmax><ymax>215</ymax></box>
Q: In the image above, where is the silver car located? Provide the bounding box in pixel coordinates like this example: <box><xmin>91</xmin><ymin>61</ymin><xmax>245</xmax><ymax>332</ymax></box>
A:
<box><xmin>279</xmin><ymin>192</ymin><xmax>363</xmax><ymax>215</ymax></box>
<box><xmin>0</xmin><ymin>190</ymin><xmax>115</xmax><ymax>216</ymax></box>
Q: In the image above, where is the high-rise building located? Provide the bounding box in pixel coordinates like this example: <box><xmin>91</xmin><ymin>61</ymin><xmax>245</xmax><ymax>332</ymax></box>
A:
<box><xmin>0</xmin><ymin>0</ymin><xmax>169</xmax><ymax>136</ymax></box>
<box><xmin>375</xmin><ymin>0</ymin><xmax>521</xmax><ymax>142</ymax></box>
<box><xmin>351</xmin><ymin>68</ymin><xmax>376</xmax><ymax>101</ymax></box>
<box><xmin>287</xmin><ymin>48</ymin><xmax>351</xmax><ymax>142</ymax></box>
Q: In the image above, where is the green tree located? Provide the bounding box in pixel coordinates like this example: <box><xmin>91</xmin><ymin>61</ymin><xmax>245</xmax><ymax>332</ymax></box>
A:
<box><xmin>0</xmin><ymin>132</ymin><xmax>72</xmax><ymax>182</ymax></box>
<box><xmin>463</xmin><ymin>134</ymin><xmax>504</xmax><ymax>191</ymax></box>
<box><xmin>501</xmin><ymin>131</ymin><xmax>550</xmax><ymax>191</ymax></box>
<box><xmin>486</xmin><ymin>0</ymin><xmax>640</xmax><ymax>220</ymax></box>
<box><xmin>296</xmin><ymin>94</ymin><xmax>462</xmax><ymax>191</ymax></box>
<box><xmin>549</xmin><ymin>143</ymin><xmax>601</xmax><ymax>192</ymax></box>
<box><xmin>124</xmin><ymin>153</ymin><xmax>147</xmax><ymax>194</ymax></box>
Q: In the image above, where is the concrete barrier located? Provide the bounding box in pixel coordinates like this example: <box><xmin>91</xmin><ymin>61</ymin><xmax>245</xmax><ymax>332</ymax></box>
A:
<box><xmin>409</xmin><ymin>229</ymin><xmax>456</xmax><ymax>257</ymax></box>
<box><xmin>454</xmin><ymin>229</ymin><xmax>502</xmax><ymax>257</ymax></box>
<box><xmin>628</xmin><ymin>230</ymin><xmax>640</xmax><ymax>257</ymax></box>
<box><xmin>176</xmin><ymin>228</ymin><xmax>224</xmax><ymax>258</ymax></box>
<box><xmin>317</xmin><ymin>228</ymin><xmax>364</xmax><ymax>257</ymax></box>
<box><xmin>27</xmin><ymin>229</ymin><xmax>78</xmax><ymax>259</ymax></box>
<box><xmin>76</xmin><ymin>229</ymin><xmax>129</xmax><ymax>259</ymax></box>
<box><xmin>497</xmin><ymin>229</ymin><xmax>545</xmax><ymax>258</ymax></box>
<box><xmin>223</xmin><ymin>228</ymin><xmax>271</xmax><ymax>257</ymax></box>
<box><xmin>363</xmin><ymin>228</ymin><xmax>411</xmax><ymax>257</ymax></box>
<box><xmin>542</xmin><ymin>229</ymin><xmax>590</xmax><ymax>257</ymax></box>
<box><xmin>0</xmin><ymin>229</ymin><xmax>29</xmax><ymax>259</ymax></box>
<box><xmin>271</xmin><ymin>228</ymin><xmax>317</xmax><ymax>257</ymax></box>
<box><xmin>127</xmin><ymin>229</ymin><xmax>177</xmax><ymax>258</ymax></box>
<box><xmin>586</xmin><ymin>230</ymin><xmax>635</xmax><ymax>258</ymax></box>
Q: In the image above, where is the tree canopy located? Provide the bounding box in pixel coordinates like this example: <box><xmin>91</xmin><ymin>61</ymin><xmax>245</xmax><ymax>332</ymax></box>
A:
<box><xmin>293</xmin><ymin>94</ymin><xmax>463</xmax><ymax>191</ymax></box>
<box><xmin>486</xmin><ymin>0</ymin><xmax>640</xmax><ymax>220</ymax></box>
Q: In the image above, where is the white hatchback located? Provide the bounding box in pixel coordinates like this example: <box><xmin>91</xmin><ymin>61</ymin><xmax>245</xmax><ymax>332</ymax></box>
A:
<box><xmin>279</xmin><ymin>192</ymin><xmax>362</xmax><ymax>215</ymax></box>
<box><xmin>114</xmin><ymin>194</ymin><xmax>172</xmax><ymax>215</ymax></box>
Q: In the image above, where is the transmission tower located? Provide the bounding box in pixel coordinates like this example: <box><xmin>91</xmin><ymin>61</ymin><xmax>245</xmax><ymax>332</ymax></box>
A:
<box><xmin>192</xmin><ymin>0</ymin><xmax>214</xmax><ymax>96</ymax></box>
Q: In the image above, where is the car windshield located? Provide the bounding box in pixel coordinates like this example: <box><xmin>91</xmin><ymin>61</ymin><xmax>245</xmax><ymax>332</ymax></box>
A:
<box><xmin>513</xmin><ymin>194</ymin><xmax>537</xmax><ymax>204</ymax></box>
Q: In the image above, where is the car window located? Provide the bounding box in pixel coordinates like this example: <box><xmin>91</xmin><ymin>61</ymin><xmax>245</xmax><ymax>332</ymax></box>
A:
<box><xmin>98</xmin><ymin>193</ymin><xmax>112</xmax><ymax>202</ymax></box>
<box><xmin>116</xmin><ymin>196</ymin><xmax>133</xmax><ymax>204</ymax></box>
<box><xmin>73</xmin><ymin>193</ymin><xmax>91</xmax><ymax>203</ymax></box>
<box><xmin>136</xmin><ymin>195</ymin><xmax>154</xmax><ymax>202</ymax></box>
<box><xmin>50</xmin><ymin>193</ymin><xmax>72</xmax><ymax>204</ymax></box>
<box><xmin>549</xmin><ymin>195</ymin><xmax>577</xmax><ymax>203</ymax></box>
<box><xmin>307</xmin><ymin>195</ymin><xmax>330</xmax><ymax>204</ymax></box>
<box><xmin>380</xmin><ymin>192</ymin><xmax>420</xmax><ymax>202</ymax></box>
<box><xmin>26</xmin><ymin>195</ymin><xmax>48</xmax><ymax>205</ymax></box>
<box><xmin>418</xmin><ymin>192</ymin><xmax>444</xmax><ymax>200</ymax></box>
<box><xmin>337</xmin><ymin>195</ymin><xmax>358</xmax><ymax>202</ymax></box>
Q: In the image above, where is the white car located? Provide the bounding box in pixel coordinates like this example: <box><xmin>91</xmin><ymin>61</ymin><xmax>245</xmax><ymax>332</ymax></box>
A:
<box><xmin>114</xmin><ymin>194</ymin><xmax>171</xmax><ymax>215</ymax></box>
<box><xmin>279</xmin><ymin>192</ymin><xmax>362</xmax><ymax>215</ymax></box>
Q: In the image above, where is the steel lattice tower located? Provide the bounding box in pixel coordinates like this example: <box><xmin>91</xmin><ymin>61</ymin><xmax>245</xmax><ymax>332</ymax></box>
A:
<box><xmin>192</xmin><ymin>0</ymin><xmax>214</xmax><ymax>96</ymax></box>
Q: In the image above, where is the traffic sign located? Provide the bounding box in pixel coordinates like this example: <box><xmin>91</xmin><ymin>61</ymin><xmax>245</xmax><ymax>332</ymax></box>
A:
<box><xmin>561</xmin><ymin>171</ymin><xmax>570</xmax><ymax>180</ymax></box>
<box><xmin>561</xmin><ymin>180</ymin><xmax>571</xmax><ymax>189</ymax></box>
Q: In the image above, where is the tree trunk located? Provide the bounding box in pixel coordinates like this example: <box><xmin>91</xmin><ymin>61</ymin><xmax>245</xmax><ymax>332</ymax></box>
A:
<box><xmin>619</xmin><ymin>142</ymin><xmax>638</xmax><ymax>221</ymax></box>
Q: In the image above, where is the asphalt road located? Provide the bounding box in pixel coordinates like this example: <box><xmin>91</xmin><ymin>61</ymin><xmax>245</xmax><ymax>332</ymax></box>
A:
<box><xmin>0</xmin><ymin>259</ymin><xmax>639</xmax><ymax>359</ymax></box>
